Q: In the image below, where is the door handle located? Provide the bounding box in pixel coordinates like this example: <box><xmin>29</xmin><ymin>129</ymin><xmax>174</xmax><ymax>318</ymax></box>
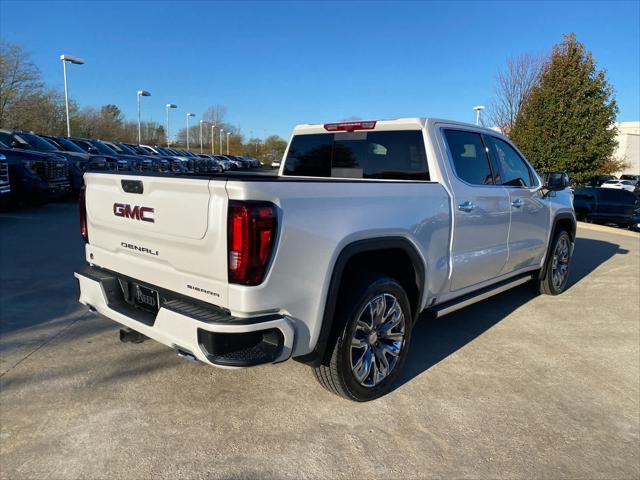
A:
<box><xmin>511</xmin><ymin>198</ymin><xmax>524</xmax><ymax>208</ymax></box>
<box><xmin>457</xmin><ymin>201</ymin><xmax>476</xmax><ymax>212</ymax></box>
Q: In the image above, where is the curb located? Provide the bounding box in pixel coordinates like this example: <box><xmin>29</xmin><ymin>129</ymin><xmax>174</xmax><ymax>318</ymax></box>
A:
<box><xmin>577</xmin><ymin>221</ymin><xmax>640</xmax><ymax>239</ymax></box>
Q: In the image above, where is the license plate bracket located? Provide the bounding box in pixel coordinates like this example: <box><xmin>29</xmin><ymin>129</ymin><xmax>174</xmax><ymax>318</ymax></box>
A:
<box><xmin>131</xmin><ymin>283</ymin><xmax>160</xmax><ymax>314</ymax></box>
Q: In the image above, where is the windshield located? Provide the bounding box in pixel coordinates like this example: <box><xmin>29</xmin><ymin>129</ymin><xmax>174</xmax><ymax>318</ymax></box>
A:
<box><xmin>16</xmin><ymin>133</ymin><xmax>59</xmax><ymax>152</ymax></box>
<box><xmin>283</xmin><ymin>130</ymin><xmax>430</xmax><ymax>180</ymax></box>
<box><xmin>56</xmin><ymin>137</ymin><xmax>86</xmax><ymax>153</ymax></box>
<box><xmin>90</xmin><ymin>141</ymin><xmax>118</xmax><ymax>155</ymax></box>
<box><xmin>115</xmin><ymin>143</ymin><xmax>137</xmax><ymax>155</ymax></box>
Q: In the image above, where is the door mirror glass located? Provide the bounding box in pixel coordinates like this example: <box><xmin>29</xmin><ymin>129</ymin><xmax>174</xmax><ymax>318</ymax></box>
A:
<box><xmin>543</xmin><ymin>172</ymin><xmax>570</xmax><ymax>191</ymax></box>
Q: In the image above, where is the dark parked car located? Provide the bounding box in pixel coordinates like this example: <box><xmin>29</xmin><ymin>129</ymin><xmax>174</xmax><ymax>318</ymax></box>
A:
<box><xmin>573</xmin><ymin>187</ymin><xmax>639</xmax><ymax>226</ymax></box>
<box><xmin>68</xmin><ymin>137</ymin><xmax>163</xmax><ymax>172</ymax></box>
<box><xmin>41</xmin><ymin>134</ymin><xmax>119</xmax><ymax>179</ymax></box>
<box><xmin>0</xmin><ymin>141</ymin><xmax>70</xmax><ymax>204</ymax></box>
<box><xmin>0</xmin><ymin>129</ymin><xmax>108</xmax><ymax>192</ymax></box>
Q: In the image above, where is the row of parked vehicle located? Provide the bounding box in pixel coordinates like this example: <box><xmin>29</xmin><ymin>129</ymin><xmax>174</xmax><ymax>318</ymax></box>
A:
<box><xmin>0</xmin><ymin>128</ymin><xmax>263</xmax><ymax>206</ymax></box>
<box><xmin>589</xmin><ymin>173</ymin><xmax>640</xmax><ymax>193</ymax></box>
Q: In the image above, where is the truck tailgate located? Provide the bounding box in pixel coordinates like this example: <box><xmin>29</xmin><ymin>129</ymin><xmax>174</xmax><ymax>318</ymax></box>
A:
<box><xmin>83</xmin><ymin>173</ymin><xmax>230</xmax><ymax>307</ymax></box>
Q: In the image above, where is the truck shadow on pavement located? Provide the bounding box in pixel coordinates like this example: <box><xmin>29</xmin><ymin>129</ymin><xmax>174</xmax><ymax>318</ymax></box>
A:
<box><xmin>396</xmin><ymin>237</ymin><xmax>629</xmax><ymax>389</ymax></box>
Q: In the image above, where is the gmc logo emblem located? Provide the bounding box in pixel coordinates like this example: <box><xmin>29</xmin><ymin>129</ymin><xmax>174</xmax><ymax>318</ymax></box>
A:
<box><xmin>113</xmin><ymin>203</ymin><xmax>155</xmax><ymax>223</ymax></box>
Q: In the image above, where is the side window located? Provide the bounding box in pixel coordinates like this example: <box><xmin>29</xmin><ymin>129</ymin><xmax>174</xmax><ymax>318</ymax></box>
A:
<box><xmin>443</xmin><ymin>129</ymin><xmax>494</xmax><ymax>185</ymax></box>
<box><xmin>487</xmin><ymin>137</ymin><xmax>533</xmax><ymax>187</ymax></box>
<box><xmin>598</xmin><ymin>189</ymin><xmax>618</xmax><ymax>202</ymax></box>
<box><xmin>574</xmin><ymin>188</ymin><xmax>595</xmax><ymax>200</ymax></box>
<box><xmin>0</xmin><ymin>132</ymin><xmax>14</xmax><ymax>145</ymax></box>
<box><xmin>620</xmin><ymin>190</ymin><xmax>637</xmax><ymax>205</ymax></box>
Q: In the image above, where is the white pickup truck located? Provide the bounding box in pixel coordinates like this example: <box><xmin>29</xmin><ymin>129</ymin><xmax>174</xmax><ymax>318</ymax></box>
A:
<box><xmin>75</xmin><ymin>118</ymin><xmax>575</xmax><ymax>401</ymax></box>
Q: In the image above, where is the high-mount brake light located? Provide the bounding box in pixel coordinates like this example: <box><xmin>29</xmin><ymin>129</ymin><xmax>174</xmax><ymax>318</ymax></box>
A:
<box><xmin>79</xmin><ymin>187</ymin><xmax>88</xmax><ymax>243</ymax></box>
<box><xmin>228</xmin><ymin>201</ymin><xmax>277</xmax><ymax>286</ymax></box>
<box><xmin>323</xmin><ymin>121</ymin><xmax>377</xmax><ymax>132</ymax></box>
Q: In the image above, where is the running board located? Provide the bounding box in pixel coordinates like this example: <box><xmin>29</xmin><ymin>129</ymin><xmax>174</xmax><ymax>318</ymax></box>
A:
<box><xmin>432</xmin><ymin>273</ymin><xmax>534</xmax><ymax>318</ymax></box>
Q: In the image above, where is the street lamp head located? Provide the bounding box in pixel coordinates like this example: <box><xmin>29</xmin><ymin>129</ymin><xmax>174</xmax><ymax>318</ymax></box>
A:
<box><xmin>473</xmin><ymin>105</ymin><xmax>486</xmax><ymax>111</ymax></box>
<box><xmin>138</xmin><ymin>90</ymin><xmax>151</xmax><ymax>97</ymax></box>
<box><xmin>166</xmin><ymin>103</ymin><xmax>177</xmax><ymax>109</ymax></box>
<box><xmin>186</xmin><ymin>113</ymin><xmax>195</xmax><ymax>117</ymax></box>
<box><xmin>60</xmin><ymin>54</ymin><xmax>85</xmax><ymax>65</ymax></box>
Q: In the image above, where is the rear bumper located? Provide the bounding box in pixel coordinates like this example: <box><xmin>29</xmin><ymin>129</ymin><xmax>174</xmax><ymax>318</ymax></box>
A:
<box><xmin>74</xmin><ymin>266</ymin><xmax>294</xmax><ymax>367</ymax></box>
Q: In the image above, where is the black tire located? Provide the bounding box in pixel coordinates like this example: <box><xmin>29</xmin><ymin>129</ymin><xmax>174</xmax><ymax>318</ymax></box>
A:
<box><xmin>313</xmin><ymin>273</ymin><xmax>413</xmax><ymax>401</ymax></box>
<box><xmin>535</xmin><ymin>229</ymin><xmax>573</xmax><ymax>295</ymax></box>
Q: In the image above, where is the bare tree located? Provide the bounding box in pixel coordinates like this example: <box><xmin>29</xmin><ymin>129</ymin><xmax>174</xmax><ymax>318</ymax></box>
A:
<box><xmin>487</xmin><ymin>53</ymin><xmax>544</xmax><ymax>134</ymax></box>
<box><xmin>202</xmin><ymin>104</ymin><xmax>228</xmax><ymax>125</ymax></box>
<box><xmin>0</xmin><ymin>40</ymin><xmax>44</xmax><ymax>126</ymax></box>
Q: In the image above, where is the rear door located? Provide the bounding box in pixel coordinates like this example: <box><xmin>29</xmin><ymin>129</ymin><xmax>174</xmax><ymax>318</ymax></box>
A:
<box><xmin>84</xmin><ymin>173</ymin><xmax>230</xmax><ymax>307</ymax></box>
<box><xmin>485</xmin><ymin>135</ymin><xmax>549</xmax><ymax>272</ymax></box>
<box><xmin>441</xmin><ymin>128</ymin><xmax>510</xmax><ymax>291</ymax></box>
<box><xmin>597</xmin><ymin>189</ymin><xmax>639</xmax><ymax>223</ymax></box>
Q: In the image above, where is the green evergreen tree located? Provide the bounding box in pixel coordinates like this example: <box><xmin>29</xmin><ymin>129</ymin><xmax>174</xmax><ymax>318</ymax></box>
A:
<box><xmin>510</xmin><ymin>33</ymin><xmax>622</xmax><ymax>185</ymax></box>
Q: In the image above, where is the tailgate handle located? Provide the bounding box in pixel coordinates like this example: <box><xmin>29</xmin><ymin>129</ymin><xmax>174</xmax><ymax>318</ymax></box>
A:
<box><xmin>121</xmin><ymin>180</ymin><xmax>143</xmax><ymax>194</ymax></box>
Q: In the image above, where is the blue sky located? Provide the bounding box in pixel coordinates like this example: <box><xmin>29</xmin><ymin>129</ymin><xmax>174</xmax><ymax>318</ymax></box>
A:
<box><xmin>1</xmin><ymin>0</ymin><xmax>638</xmax><ymax>139</ymax></box>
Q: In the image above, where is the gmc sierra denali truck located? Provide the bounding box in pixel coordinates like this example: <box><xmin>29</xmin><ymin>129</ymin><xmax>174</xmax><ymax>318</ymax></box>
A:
<box><xmin>75</xmin><ymin>118</ymin><xmax>575</xmax><ymax>401</ymax></box>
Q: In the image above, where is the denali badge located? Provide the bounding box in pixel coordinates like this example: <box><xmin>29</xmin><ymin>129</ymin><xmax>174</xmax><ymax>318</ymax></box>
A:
<box><xmin>121</xmin><ymin>242</ymin><xmax>159</xmax><ymax>256</ymax></box>
<box><xmin>113</xmin><ymin>203</ymin><xmax>154</xmax><ymax>222</ymax></box>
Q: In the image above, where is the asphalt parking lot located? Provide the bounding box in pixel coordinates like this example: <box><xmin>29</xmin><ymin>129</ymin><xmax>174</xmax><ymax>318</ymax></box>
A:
<box><xmin>1</xmin><ymin>201</ymin><xmax>638</xmax><ymax>479</ymax></box>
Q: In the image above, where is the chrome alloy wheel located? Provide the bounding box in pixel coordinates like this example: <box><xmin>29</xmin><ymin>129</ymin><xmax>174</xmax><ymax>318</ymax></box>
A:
<box><xmin>551</xmin><ymin>236</ymin><xmax>570</xmax><ymax>290</ymax></box>
<box><xmin>349</xmin><ymin>293</ymin><xmax>406</xmax><ymax>388</ymax></box>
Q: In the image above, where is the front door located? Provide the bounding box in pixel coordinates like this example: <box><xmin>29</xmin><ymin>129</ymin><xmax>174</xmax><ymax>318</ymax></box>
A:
<box><xmin>485</xmin><ymin>136</ymin><xmax>549</xmax><ymax>272</ymax></box>
<box><xmin>441</xmin><ymin>128</ymin><xmax>510</xmax><ymax>291</ymax></box>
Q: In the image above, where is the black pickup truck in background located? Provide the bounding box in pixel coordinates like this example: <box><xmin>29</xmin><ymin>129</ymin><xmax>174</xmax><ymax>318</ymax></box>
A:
<box><xmin>0</xmin><ymin>141</ymin><xmax>70</xmax><ymax>205</ymax></box>
<box><xmin>573</xmin><ymin>187</ymin><xmax>639</xmax><ymax>226</ymax></box>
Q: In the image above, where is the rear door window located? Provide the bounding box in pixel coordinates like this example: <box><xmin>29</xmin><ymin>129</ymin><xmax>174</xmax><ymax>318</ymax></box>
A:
<box><xmin>283</xmin><ymin>130</ymin><xmax>429</xmax><ymax>180</ymax></box>
<box><xmin>442</xmin><ymin>129</ymin><xmax>494</xmax><ymax>186</ymax></box>
<box><xmin>599</xmin><ymin>189</ymin><xmax>623</xmax><ymax>202</ymax></box>
<box><xmin>574</xmin><ymin>188</ymin><xmax>596</xmax><ymax>200</ymax></box>
<box><xmin>620</xmin><ymin>190</ymin><xmax>638</xmax><ymax>205</ymax></box>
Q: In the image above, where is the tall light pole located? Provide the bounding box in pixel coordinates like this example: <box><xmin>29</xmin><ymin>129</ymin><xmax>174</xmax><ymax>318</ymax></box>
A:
<box><xmin>211</xmin><ymin>124</ymin><xmax>216</xmax><ymax>154</ymax></box>
<box><xmin>137</xmin><ymin>90</ymin><xmax>151</xmax><ymax>144</ymax></box>
<box><xmin>226</xmin><ymin>132</ymin><xmax>231</xmax><ymax>155</ymax></box>
<box><xmin>165</xmin><ymin>103</ymin><xmax>177</xmax><ymax>146</ymax></box>
<box><xmin>186</xmin><ymin>113</ymin><xmax>195</xmax><ymax>149</ymax></box>
<box><xmin>199</xmin><ymin>120</ymin><xmax>205</xmax><ymax>153</ymax></box>
<box><xmin>473</xmin><ymin>105</ymin><xmax>485</xmax><ymax>126</ymax></box>
<box><xmin>219</xmin><ymin>129</ymin><xmax>224</xmax><ymax>155</ymax></box>
<box><xmin>60</xmin><ymin>54</ymin><xmax>84</xmax><ymax>137</ymax></box>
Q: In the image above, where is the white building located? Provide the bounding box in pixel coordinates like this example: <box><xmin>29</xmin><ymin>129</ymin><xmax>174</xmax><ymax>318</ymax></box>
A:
<box><xmin>615</xmin><ymin>121</ymin><xmax>640</xmax><ymax>175</ymax></box>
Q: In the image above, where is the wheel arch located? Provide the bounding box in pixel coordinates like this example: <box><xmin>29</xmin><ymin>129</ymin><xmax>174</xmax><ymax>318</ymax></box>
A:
<box><xmin>295</xmin><ymin>236</ymin><xmax>426</xmax><ymax>367</ymax></box>
<box><xmin>538</xmin><ymin>212</ymin><xmax>576</xmax><ymax>280</ymax></box>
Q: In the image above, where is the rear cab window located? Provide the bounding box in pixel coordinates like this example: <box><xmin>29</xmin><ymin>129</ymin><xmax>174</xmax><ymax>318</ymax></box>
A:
<box><xmin>283</xmin><ymin>130</ymin><xmax>429</xmax><ymax>180</ymax></box>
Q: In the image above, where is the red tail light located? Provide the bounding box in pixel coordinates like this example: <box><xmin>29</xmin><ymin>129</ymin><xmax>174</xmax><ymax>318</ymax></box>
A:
<box><xmin>79</xmin><ymin>187</ymin><xmax>88</xmax><ymax>243</ymax></box>
<box><xmin>324</xmin><ymin>121</ymin><xmax>377</xmax><ymax>132</ymax></box>
<box><xmin>228</xmin><ymin>201</ymin><xmax>277</xmax><ymax>285</ymax></box>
